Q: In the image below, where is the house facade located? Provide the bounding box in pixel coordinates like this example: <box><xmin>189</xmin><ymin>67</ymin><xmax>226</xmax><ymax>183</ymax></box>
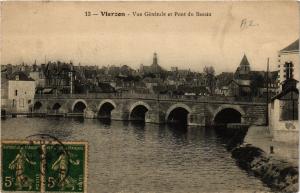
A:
<box><xmin>7</xmin><ymin>72</ymin><xmax>36</xmax><ymax>113</ymax></box>
<box><xmin>269</xmin><ymin>79</ymin><xmax>298</xmax><ymax>143</ymax></box>
<box><xmin>269</xmin><ymin>39</ymin><xmax>299</xmax><ymax>143</ymax></box>
<box><xmin>277</xmin><ymin>39</ymin><xmax>299</xmax><ymax>90</ymax></box>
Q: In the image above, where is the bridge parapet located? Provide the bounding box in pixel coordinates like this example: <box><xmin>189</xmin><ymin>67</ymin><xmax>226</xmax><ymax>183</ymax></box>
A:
<box><xmin>31</xmin><ymin>93</ymin><xmax>267</xmax><ymax>126</ymax></box>
<box><xmin>34</xmin><ymin>93</ymin><xmax>267</xmax><ymax>104</ymax></box>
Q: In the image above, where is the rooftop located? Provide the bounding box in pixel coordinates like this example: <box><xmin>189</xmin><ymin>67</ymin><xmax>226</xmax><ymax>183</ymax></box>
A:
<box><xmin>280</xmin><ymin>39</ymin><xmax>299</xmax><ymax>52</ymax></box>
<box><xmin>9</xmin><ymin>71</ymin><xmax>34</xmax><ymax>81</ymax></box>
<box><xmin>239</xmin><ymin>54</ymin><xmax>250</xmax><ymax>66</ymax></box>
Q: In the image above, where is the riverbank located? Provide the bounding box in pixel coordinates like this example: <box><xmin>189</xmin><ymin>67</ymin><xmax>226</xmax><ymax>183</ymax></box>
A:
<box><xmin>245</xmin><ymin>126</ymin><xmax>298</xmax><ymax>165</ymax></box>
<box><xmin>228</xmin><ymin>126</ymin><xmax>298</xmax><ymax>193</ymax></box>
<box><xmin>232</xmin><ymin>145</ymin><xmax>298</xmax><ymax>193</ymax></box>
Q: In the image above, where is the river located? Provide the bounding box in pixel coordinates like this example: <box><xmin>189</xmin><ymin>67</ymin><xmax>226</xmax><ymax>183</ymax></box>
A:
<box><xmin>1</xmin><ymin>117</ymin><xmax>271</xmax><ymax>193</ymax></box>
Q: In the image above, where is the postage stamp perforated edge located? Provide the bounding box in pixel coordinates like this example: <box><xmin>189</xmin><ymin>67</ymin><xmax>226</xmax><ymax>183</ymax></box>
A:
<box><xmin>1</xmin><ymin>140</ymin><xmax>42</xmax><ymax>192</ymax></box>
<box><xmin>1</xmin><ymin>140</ymin><xmax>88</xmax><ymax>193</ymax></box>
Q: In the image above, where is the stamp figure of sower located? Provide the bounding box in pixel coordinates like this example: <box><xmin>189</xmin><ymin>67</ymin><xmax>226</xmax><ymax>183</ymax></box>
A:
<box><xmin>51</xmin><ymin>149</ymin><xmax>80</xmax><ymax>190</ymax></box>
<box><xmin>8</xmin><ymin>147</ymin><xmax>37</xmax><ymax>190</ymax></box>
<box><xmin>2</xmin><ymin>143</ymin><xmax>40</xmax><ymax>192</ymax></box>
<box><xmin>46</xmin><ymin>143</ymin><xmax>85</xmax><ymax>192</ymax></box>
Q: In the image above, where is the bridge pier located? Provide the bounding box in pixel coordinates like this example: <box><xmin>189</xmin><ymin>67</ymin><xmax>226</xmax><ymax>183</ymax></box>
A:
<box><xmin>187</xmin><ymin>104</ymin><xmax>207</xmax><ymax>126</ymax></box>
<box><xmin>188</xmin><ymin>113</ymin><xmax>206</xmax><ymax>126</ymax></box>
<box><xmin>84</xmin><ymin>108</ymin><xmax>96</xmax><ymax>119</ymax></box>
<box><xmin>145</xmin><ymin>109</ymin><xmax>162</xmax><ymax>124</ymax></box>
<box><xmin>111</xmin><ymin>109</ymin><xmax>127</xmax><ymax>121</ymax></box>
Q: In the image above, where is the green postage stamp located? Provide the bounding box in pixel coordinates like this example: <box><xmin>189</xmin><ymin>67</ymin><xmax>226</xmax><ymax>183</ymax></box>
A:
<box><xmin>2</xmin><ymin>143</ymin><xmax>41</xmax><ymax>192</ymax></box>
<box><xmin>1</xmin><ymin>140</ymin><xmax>88</xmax><ymax>193</ymax></box>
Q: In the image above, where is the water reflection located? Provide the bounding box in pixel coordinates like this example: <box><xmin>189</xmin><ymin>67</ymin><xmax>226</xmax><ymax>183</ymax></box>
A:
<box><xmin>71</xmin><ymin>116</ymin><xmax>85</xmax><ymax>123</ymax></box>
<box><xmin>132</xmin><ymin>123</ymin><xmax>146</xmax><ymax>142</ymax></box>
<box><xmin>1</xmin><ymin>117</ymin><xmax>271</xmax><ymax>193</ymax></box>
<box><xmin>97</xmin><ymin>118</ymin><xmax>112</xmax><ymax>126</ymax></box>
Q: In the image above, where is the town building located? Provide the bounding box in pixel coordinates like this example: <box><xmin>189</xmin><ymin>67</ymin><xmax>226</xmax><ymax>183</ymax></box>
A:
<box><xmin>226</xmin><ymin>54</ymin><xmax>278</xmax><ymax>97</ymax></box>
<box><xmin>228</xmin><ymin>79</ymin><xmax>251</xmax><ymax>97</ymax></box>
<box><xmin>42</xmin><ymin>61</ymin><xmax>74</xmax><ymax>94</ymax></box>
<box><xmin>269</xmin><ymin>39</ymin><xmax>299</xmax><ymax>143</ymax></box>
<box><xmin>277</xmin><ymin>39</ymin><xmax>299</xmax><ymax>90</ymax></box>
<box><xmin>139</xmin><ymin>53</ymin><xmax>164</xmax><ymax>75</ymax></box>
<box><xmin>215</xmin><ymin>72</ymin><xmax>234</xmax><ymax>96</ymax></box>
<box><xmin>1</xmin><ymin>70</ymin><xmax>9</xmax><ymax>115</ymax></box>
<box><xmin>4</xmin><ymin>71</ymin><xmax>36</xmax><ymax>113</ymax></box>
<box><xmin>228</xmin><ymin>54</ymin><xmax>252</xmax><ymax>96</ymax></box>
<box><xmin>29</xmin><ymin>66</ymin><xmax>46</xmax><ymax>88</ymax></box>
<box><xmin>269</xmin><ymin>78</ymin><xmax>298</xmax><ymax>143</ymax></box>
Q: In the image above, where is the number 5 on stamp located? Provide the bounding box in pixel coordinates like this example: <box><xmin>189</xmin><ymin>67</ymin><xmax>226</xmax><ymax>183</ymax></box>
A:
<box><xmin>2</xmin><ymin>142</ymin><xmax>41</xmax><ymax>192</ymax></box>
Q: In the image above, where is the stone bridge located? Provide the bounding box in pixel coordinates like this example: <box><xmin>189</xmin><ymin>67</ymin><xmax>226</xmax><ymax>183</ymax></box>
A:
<box><xmin>33</xmin><ymin>93</ymin><xmax>267</xmax><ymax>126</ymax></box>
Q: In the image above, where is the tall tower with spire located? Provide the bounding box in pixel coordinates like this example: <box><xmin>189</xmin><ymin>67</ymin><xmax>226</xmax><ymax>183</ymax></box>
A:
<box><xmin>139</xmin><ymin>52</ymin><xmax>163</xmax><ymax>75</ymax></box>
<box><xmin>151</xmin><ymin>52</ymin><xmax>160</xmax><ymax>74</ymax></box>
<box><xmin>238</xmin><ymin>54</ymin><xmax>251</xmax><ymax>75</ymax></box>
<box><xmin>152</xmin><ymin>52</ymin><xmax>158</xmax><ymax>67</ymax></box>
<box><xmin>234</xmin><ymin>54</ymin><xmax>251</xmax><ymax>80</ymax></box>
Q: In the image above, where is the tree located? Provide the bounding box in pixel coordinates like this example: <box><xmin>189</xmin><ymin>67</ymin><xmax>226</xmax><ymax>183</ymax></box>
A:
<box><xmin>203</xmin><ymin>66</ymin><xmax>216</xmax><ymax>95</ymax></box>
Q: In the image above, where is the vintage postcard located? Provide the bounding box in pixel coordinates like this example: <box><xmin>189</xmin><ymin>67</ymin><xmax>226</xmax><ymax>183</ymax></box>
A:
<box><xmin>1</xmin><ymin>1</ymin><xmax>299</xmax><ymax>193</ymax></box>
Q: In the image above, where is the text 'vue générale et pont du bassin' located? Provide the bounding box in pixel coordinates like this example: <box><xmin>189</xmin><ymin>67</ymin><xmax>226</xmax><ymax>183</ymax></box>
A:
<box><xmin>84</xmin><ymin>11</ymin><xmax>212</xmax><ymax>17</ymax></box>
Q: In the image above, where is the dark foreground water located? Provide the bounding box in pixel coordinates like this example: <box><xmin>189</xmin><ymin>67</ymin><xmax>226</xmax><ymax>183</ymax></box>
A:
<box><xmin>2</xmin><ymin>117</ymin><xmax>271</xmax><ymax>193</ymax></box>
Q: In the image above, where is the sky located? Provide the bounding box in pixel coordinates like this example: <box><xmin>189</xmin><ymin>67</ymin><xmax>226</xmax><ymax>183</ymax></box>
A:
<box><xmin>1</xmin><ymin>1</ymin><xmax>299</xmax><ymax>73</ymax></box>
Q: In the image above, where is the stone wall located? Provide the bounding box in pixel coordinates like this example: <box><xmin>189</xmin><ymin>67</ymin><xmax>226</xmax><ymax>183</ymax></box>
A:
<box><xmin>269</xmin><ymin>100</ymin><xmax>299</xmax><ymax>143</ymax></box>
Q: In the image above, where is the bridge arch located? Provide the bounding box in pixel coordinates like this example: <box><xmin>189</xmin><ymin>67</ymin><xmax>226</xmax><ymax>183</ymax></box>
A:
<box><xmin>165</xmin><ymin>103</ymin><xmax>192</xmax><ymax>125</ymax></box>
<box><xmin>52</xmin><ymin>103</ymin><xmax>62</xmax><ymax>111</ymax></box>
<box><xmin>129</xmin><ymin>101</ymin><xmax>152</xmax><ymax>122</ymax></box>
<box><xmin>97</xmin><ymin>99</ymin><xmax>116</xmax><ymax>119</ymax></box>
<box><xmin>33</xmin><ymin>101</ymin><xmax>43</xmax><ymax>111</ymax></box>
<box><xmin>213</xmin><ymin>105</ymin><xmax>245</xmax><ymax>125</ymax></box>
<box><xmin>72</xmin><ymin>99</ymin><xmax>88</xmax><ymax>113</ymax></box>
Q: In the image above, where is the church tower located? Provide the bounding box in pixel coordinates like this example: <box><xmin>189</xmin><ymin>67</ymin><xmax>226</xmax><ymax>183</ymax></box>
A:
<box><xmin>152</xmin><ymin>52</ymin><xmax>158</xmax><ymax>67</ymax></box>
<box><xmin>234</xmin><ymin>54</ymin><xmax>251</xmax><ymax>80</ymax></box>
<box><xmin>238</xmin><ymin>54</ymin><xmax>251</xmax><ymax>75</ymax></box>
<box><xmin>151</xmin><ymin>52</ymin><xmax>160</xmax><ymax>74</ymax></box>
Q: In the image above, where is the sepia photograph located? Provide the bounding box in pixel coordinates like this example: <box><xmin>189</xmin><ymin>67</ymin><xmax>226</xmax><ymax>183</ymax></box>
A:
<box><xmin>1</xmin><ymin>1</ymin><xmax>299</xmax><ymax>193</ymax></box>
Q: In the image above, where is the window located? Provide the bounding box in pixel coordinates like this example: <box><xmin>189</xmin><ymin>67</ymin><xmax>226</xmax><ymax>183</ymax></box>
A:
<box><xmin>12</xmin><ymin>99</ymin><xmax>16</xmax><ymax>107</ymax></box>
<box><xmin>15</xmin><ymin>90</ymin><xmax>18</xmax><ymax>96</ymax></box>
<box><xmin>284</xmin><ymin>62</ymin><xmax>294</xmax><ymax>80</ymax></box>
<box><xmin>19</xmin><ymin>99</ymin><xmax>24</xmax><ymax>107</ymax></box>
<box><xmin>28</xmin><ymin>100</ymin><xmax>31</xmax><ymax>104</ymax></box>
